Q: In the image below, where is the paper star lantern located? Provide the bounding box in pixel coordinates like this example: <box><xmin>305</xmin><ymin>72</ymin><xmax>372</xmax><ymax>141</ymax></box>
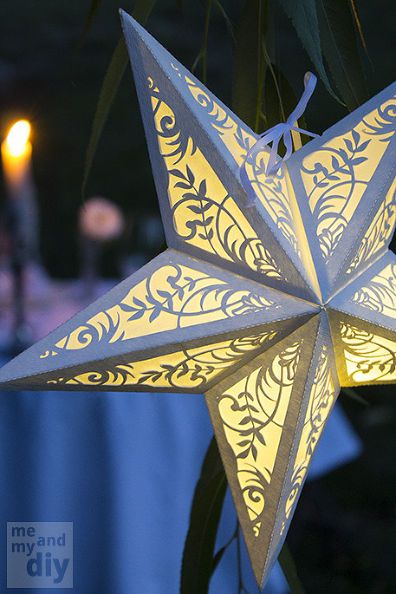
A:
<box><xmin>1</xmin><ymin>11</ymin><xmax>396</xmax><ymax>587</ymax></box>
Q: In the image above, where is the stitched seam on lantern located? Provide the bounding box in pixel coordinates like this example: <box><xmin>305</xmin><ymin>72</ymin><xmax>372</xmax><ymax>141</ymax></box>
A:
<box><xmin>1</xmin><ymin>312</ymin><xmax>320</xmax><ymax>384</ymax></box>
<box><xmin>260</xmin><ymin>321</ymin><xmax>320</xmax><ymax>583</ymax></box>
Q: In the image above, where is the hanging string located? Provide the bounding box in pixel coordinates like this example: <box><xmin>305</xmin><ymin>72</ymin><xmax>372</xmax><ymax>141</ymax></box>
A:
<box><xmin>240</xmin><ymin>71</ymin><xmax>319</xmax><ymax>200</ymax></box>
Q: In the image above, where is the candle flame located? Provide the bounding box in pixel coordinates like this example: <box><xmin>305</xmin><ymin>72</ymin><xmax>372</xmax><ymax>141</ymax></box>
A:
<box><xmin>5</xmin><ymin>120</ymin><xmax>31</xmax><ymax>157</ymax></box>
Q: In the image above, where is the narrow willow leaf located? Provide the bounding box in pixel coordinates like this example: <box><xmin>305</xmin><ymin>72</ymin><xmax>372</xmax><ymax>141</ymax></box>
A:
<box><xmin>262</xmin><ymin>43</ymin><xmax>288</xmax><ymax>126</ymax></box>
<box><xmin>213</xmin><ymin>0</ymin><xmax>236</xmax><ymax>43</ymax></box>
<box><xmin>232</xmin><ymin>0</ymin><xmax>269</xmax><ymax>132</ymax></box>
<box><xmin>132</xmin><ymin>0</ymin><xmax>158</xmax><ymax>23</ymax></box>
<box><xmin>275</xmin><ymin>0</ymin><xmax>340</xmax><ymax>103</ymax></box>
<box><xmin>82</xmin><ymin>37</ymin><xmax>128</xmax><ymax>197</ymax></box>
<box><xmin>79</xmin><ymin>0</ymin><xmax>103</xmax><ymax>44</ymax></box>
<box><xmin>342</xmin><ymin>387</ymin><xmax>369</xmax><ymax>406</ymax></box>
<box><xmin>279</xmin><ymin>543</ymin><xmax>306</xmax><ymax>594</ymax></box>
<box><xmin>82</xmin><ymin>0</ymin><xmax>157</xmax><ymax>197</ymax></box>
<box><xmin>348</xmin><ymin>0</ymin><xmax>369</xmax><ymax>55</ymax></box>
<box><xmin>317</xmin><ymin>0</ymin><xmax>368</xmax><ymax>111</ymax></box>
<box><xmin>192</xmin><ymin>0</ymin><xmax>213</xmax><ymax>82</ymax></box>
<box><xmin>180</xmin><ymin>436</ymin><xmax>227</xmax><ymax>594</ymax></box>
<box><xmin>211</xmin><ymin>524</ymin><xmax>237</xmax><ymax>575</ymax></box>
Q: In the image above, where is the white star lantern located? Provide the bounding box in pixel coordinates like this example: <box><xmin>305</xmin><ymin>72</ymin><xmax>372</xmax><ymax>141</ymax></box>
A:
<box><xmin>1</xmin><ymin>11</ymin><xmax>396</xmax><ymax>587</ymax></box>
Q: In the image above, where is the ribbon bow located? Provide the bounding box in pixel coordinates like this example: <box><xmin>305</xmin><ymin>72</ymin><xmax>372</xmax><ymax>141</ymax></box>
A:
<box><xmin>240</xmin><ymin>72</ymin><xmax>319</xmax><ymax>198</ymax></box>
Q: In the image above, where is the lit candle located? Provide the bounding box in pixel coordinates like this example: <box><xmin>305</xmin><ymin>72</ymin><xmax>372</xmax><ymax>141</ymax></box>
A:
<box><xmin>1</xmin><ymin>119</ymin><xmax>33</xmax><ymax>198</ymax></box>
<box><xmin>1</xmin><ymin>118</ymin><xmax>39</xmax><ymax>260</ymax></box>
<box><xmin>1</xmin><ymin>119</ymin><xmax>39</xmax><ymax>350</ymax></box>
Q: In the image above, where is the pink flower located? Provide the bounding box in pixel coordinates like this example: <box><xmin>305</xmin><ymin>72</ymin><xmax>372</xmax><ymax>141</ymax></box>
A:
<box><xmin>79</xmin><ymin>197</ymin><xmax>124</xmax><ymax>241</ymax></box>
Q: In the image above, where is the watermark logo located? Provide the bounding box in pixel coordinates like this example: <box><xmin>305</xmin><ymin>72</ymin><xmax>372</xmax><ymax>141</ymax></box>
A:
<box><xmin>7</xmin><ymin>522</ymin><xmax>73</xmax><ymax>588</ymax></box>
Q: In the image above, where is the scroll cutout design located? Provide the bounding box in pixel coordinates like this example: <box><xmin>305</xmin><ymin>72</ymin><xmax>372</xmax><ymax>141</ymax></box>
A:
<box><xmin>40</xmin><ymin>263</ymin><xmax>276</xmax><ymax>358</ymax></box>
<box><xmin>347</xmin><ymin>177</ymin><xmax>396</xmax><ymax>274</ymax></box>
<box><xmin>244</xmin><ymin>153</ymin><xmax>301</xmax><ymax>255</ymax></box>
<box><xmin>149</xmin><ymin>77</ymin><xmax>284</xmax><ymax>280</ymax></box>
<box><xmin>46</xmin><ymin>331</ymin><xmax>278</xmax><ymax>389</ymax></box>
<box><xmin>281</xmin><ymin>345</ymin><xmax>336</xmax><ymax>533</ymax></box>
<box><xmin>215</xmin><ymin>340</ymin><xmax>303</xmax><ymax>537</ymax></box>
<box><xmin>340</xmin><ymin>321</ymin><xmax>396</xmax><ymax>383</ymax></box>
<box><xmin>174</xmin><ymin>67</ymin><xmax>255</xmax><ymax>167</ymax></box>
<box><xmin>351</xmin><ymin>260</ymin><xmax>396</xmax><ymax>316</ymax></box>
<box><xmin>178</xmin><ymin>69</ymin><xmax>301</xmax><ymax>255</ymax></box>
<box><xmin>301</xmin><ymin>95</ymin><xmax>396</xmax><ymax>262</ymax></box>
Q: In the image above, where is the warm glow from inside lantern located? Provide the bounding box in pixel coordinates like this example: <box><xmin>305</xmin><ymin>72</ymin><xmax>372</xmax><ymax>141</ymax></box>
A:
<box><xmin>5</xmin><ymin>120</ymin><xmax>31</xmax><ymax>157</ymax></box>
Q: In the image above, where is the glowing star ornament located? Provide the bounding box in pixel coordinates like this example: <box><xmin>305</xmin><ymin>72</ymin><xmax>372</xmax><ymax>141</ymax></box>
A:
<box><xmin>0</xmin><ymin>11</ymin><xmax>395</xmax><ymax>587</ymax></box>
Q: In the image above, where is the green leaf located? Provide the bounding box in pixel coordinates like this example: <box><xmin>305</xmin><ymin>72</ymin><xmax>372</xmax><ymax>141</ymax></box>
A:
<box><xmin>317</xmin><ymin>0</ymin><xmax>368</xmax><ymax>111</ymax></box>
<box><xmin>82</xmin><ymin>0</ymin><xmax>157</xmax><ymax>197</ymax></box>
<box><xmin>210</xmin><ymin>522</ymin><xmax>237</xmax><ymax>574</ymax></box>
<box><xmin>275</xmin><ymin>0</ymin><xmax>340</xmax><ymax>103</ymax></box>
<box><xmin>261</xmin><ymin>42</ymin><xmax>287</xmax><ymax>126</ymax></box>
<box><xmin>132</xmin><ymin>0</ymin><xmax>158</xmax><ymax>23</ymax></box>
<box><xmin>213</xmin><ymin>0</ymin><xmax>236</xmax><ymax>43</ymax></box>
<box><xmin>232</xmin><ymin>0</ymin><xmax>269</xmax><ymax>132</ymax></box>
<box><xmin>279</xmin><ymin>543</ymin><xmax>306</xmax><ymax>594</ymax></box>
<box><xmin>342</xmin><ymin>386</ymin><xmax>369</xmax><ymax>406</ymax></box>
<box><xmin>262</xmin><ymin>49</ymin><xmax>302</xmax><ymax>128</ymax></box>
<box><xmin>79</xmin><ymin>0</ymin><xmax>103</xmax><ymax>45</ymax></box>
<box><xmin>82</xmin><ymin>37</ymin><xmax>128</xmax><ymax>198</ymax></box>
<box><xmin>348</xmin><ymin>0</ymin><xmax>369</xmax><ymax>56</ymax></box>
<box><xmin>180</xmin><ymin>436</ymin><xmax>227</xmax><ymax>594</ymax></box>
<box><xmin>192</xmin><ymin>0</ymin><xmax>213</xmax><ymax>82</ymax></box>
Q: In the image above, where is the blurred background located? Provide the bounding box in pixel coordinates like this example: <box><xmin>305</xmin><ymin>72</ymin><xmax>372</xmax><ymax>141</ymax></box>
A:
<box><xmin>0</xmin><ymin>1</ymin><xmax>395</xmax><ymax>593</ymax></box>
